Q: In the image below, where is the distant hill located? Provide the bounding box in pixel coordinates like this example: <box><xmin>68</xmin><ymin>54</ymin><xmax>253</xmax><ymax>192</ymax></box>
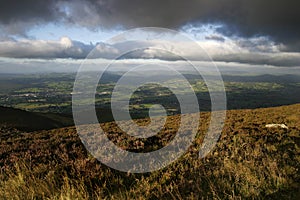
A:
<box><xmin>0</xmin><ymin>106</ymin><xmax>73</xmax><ymax>131</ymax></box>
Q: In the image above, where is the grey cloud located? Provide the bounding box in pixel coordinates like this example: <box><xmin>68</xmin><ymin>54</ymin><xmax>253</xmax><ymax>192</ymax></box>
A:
<box><xmin>234</xmin><ymin>37</ymin><xmax>279</xmax><ymax>53</ymax></box>
<box><xmin>52</xmin><ymin>0</ymin><xmax>300</xmax><ymax>50</ymax></box>
<box><xmin>205</xmin><ymin>35</ymin><xmax>225</xmax><ymax>42</ymax></box>
<box><xmin>113</xmin><ymin>40</ymin><xmax>300</xmax><ymax>67</ymax></box>
<box><xmin>212</xmin><ymin>53</ymin><xmax>300</xmax><ymax>67</ymax></box>
<box><xmin>133</xmin><ymin>50</ymin><xmax>300</xmax><ymax>67</ymax></box>
<box><xmin>0</xmin><ymin>0</ymin><xmax>62</xmax><ymax>35</ymax></box>
<box><xmin>89</xmin><ymin>42</ymin><xmax>120</xmax><ymax>59</ymax></box>
<box><xmin>0</xmin><ymin>0</ymin><xmax>58</xmax><ymax>24</ymax></box>
<box><xmin>0</xmin><ymin>0</ymin><xmax>300</xmax><ymax>50</ymax></box>
<box><xmin>0</xmin><ymin>37</ymin><xmax>299</xmax><ymax>67</ymax></box>
<box><xmin>0</xmin><ymin>37</ymin><xmax>117</xmax><ymax>59</ymax></box>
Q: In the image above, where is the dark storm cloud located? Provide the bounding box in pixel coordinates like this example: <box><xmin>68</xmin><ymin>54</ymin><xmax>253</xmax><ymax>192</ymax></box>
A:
<box><xmin>0</xmin><ymin>0</ymin><xmax>62</xmax><ymax>35</ymax></box>
<box><xmin>64</xmin><ymin>0</ymin><xmax>300</xmax><ymax>48</ymax></box>
<box><xmin>0</xmin><ymin>0</ymin><xmax>57</xmax><ymax>23</ymax></box>
<box><xmin>0</xmin><ymin>0</ymin><xmax>299</xmax><ymax>50</ymax></box>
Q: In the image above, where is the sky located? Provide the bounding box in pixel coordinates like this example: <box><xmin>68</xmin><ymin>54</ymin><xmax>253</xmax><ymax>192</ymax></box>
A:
<box><xmin>0</xmin><ymin>0</ymin><xmax>299</xmax><ymax>74</ymax></box>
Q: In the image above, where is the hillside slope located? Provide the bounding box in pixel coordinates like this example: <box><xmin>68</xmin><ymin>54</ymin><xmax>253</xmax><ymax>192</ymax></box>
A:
<box><xmin>0</xmin><ymin>104</ymin><xmax>299</xmax><ymax>199</ymax></box>
<box><xmin>0</xmin><ymin>106</ymin><xmax>73</xmax><ymax>131</ymax></box>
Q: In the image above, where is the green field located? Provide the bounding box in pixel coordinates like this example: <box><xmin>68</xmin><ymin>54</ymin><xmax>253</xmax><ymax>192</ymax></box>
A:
<box><xmin>0</xmin><ymin>73</ymin><xmax>299</xmax><ymax>120</ymax></box>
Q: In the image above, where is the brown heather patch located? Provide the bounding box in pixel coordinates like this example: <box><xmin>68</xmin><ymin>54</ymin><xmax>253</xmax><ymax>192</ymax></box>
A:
<box><xmin>0</xmin><ymin>104</ymin><xmax>299</xmax><ymax>199</ymax></box>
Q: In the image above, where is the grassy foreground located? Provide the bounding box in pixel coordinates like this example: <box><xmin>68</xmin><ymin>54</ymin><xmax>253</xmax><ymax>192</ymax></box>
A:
<box><xmin>0</xmin><ymin>104</ymin><xmax>299</xmax><ymax>199</ymax></box>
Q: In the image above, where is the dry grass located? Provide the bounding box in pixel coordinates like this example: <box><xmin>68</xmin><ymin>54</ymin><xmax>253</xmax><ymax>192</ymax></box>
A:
<box><xmin>0</xmin><ymin>104</ymin><xmax>299</xmax><ymax>199</ymax></box>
